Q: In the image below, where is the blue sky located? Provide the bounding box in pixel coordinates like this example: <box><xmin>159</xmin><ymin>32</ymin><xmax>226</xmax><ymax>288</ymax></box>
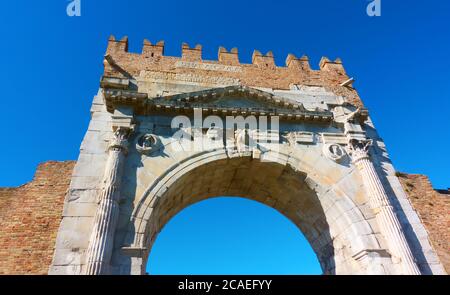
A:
<box><xmin>148</xmin><ymin>197</ymin><xmax>321</xmax><ymax>275</ymax></box>
<box><xmin>0</xmin><ymin>1</ymin><xmax>448</xmax><ymax>274</ymax></box>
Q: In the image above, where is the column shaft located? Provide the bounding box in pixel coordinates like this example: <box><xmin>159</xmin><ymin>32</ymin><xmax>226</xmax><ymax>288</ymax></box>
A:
<box><xmin>353</xmin><ymin>149</ymin><xmax>420</xmax><ymax>275</ymax></box>
<box><xmin>85</xmin><ymin>128</ymin><xmax>129</xmax><ymax>275</ymax></box>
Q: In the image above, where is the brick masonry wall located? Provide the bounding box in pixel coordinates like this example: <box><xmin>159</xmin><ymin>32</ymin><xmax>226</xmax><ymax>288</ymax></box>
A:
<box><xmin>0</xmin><ymin>161</ymin><xmax>75</xmax><ymax>275</ymax></box>
<box><xmin>398</xmin><ymin>173</ymin><xmax>450</xmax><ymax>273</ymax></box>
<box><xmin>104</xmin><ymin>36</ymin><xmax>364</xmax><ymax>107</ymax></box>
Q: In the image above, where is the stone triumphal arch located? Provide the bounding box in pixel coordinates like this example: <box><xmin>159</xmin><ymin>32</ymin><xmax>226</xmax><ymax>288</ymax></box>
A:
<box><xmin>48</xmin><ymin>36</ymin><xmax>447</xmax><ymax>275</ymax></box>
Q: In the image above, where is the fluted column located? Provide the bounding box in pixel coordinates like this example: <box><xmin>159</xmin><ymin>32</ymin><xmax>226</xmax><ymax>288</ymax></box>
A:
<box><xmin>85</xmin><ymin>127</ymin><xmax>131</xmax><ymax>275</ymax></box>
<box><xmin>349</xmin><ymin>139</ymin><xmax>421</xmax><ymax>275</ymax></box>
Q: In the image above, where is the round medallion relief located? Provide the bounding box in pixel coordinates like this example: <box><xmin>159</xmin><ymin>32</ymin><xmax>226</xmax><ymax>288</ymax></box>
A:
<box><xmin>323</xmin><ymin>143</ymin><xmax>346</xmax><ymax>163</ymax></box>
<box><xmin>136</xmin><ymin>134</ymin><xmax>160</xmax><ymax>155</ymax></box>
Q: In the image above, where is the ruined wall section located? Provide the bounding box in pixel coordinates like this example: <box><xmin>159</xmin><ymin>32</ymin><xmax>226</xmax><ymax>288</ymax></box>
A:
<box><xmin>0</xmin><ymin>161</ymin><xmax>75</xmax><ymax>274</ymax></box>
<box><xmin>399</xmin><ymin>173</ymin><xmax>450</xmax><ymax>273</ymax></box>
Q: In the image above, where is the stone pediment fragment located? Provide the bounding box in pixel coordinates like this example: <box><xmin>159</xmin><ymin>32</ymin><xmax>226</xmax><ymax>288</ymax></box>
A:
<box><xmin>158</xmin><ymin>85</ymin><xmax>299</xmax><ymax>108</ymax></box>
<box><xmin>148</xmin><ymin>85</ymin><xmax>334</xmax><ymax>122</ymax></box>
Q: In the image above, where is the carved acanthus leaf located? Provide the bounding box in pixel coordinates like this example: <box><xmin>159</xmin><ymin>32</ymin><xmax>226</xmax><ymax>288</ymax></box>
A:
<box><xmin>348</xmin><ymin>139</ymin><xmax>373</xmax><ymax>162</ymax></box>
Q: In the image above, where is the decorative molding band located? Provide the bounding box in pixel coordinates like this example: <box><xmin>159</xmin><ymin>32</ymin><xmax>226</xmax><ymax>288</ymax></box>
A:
<box><xmin>147</xmin><ymin>103</ymin><xmax>333</xmax><ymax>122</ymax></box>
<box><xmin>120</xmin><ymin>247</ymin><xmax>148</xmax><ymax>258</ymax></box>
<box><xmin>100</xmin><ymin>76</ymin><xmax>130</xmax><ymax>90</ymax></box>
<box><xmin>102</xmin><ymin>87</ymin><xmax>334</xmax><ymax>122</ymax></box>
<box><xmin>103</xmin><ymin>89</ymin><xmax>148</xmax><ymax>113</ymax></box>
<box><xmin>321</xmin><ymin>133</ymin><xmax>348</xmax><ymax>145</ymax></box>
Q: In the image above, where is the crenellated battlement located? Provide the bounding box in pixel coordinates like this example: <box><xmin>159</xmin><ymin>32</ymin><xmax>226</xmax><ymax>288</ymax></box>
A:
<box><xmin>106</xmin><ymin>35</ymin><xmax>347</xmax><ymax>70</ymax></box>
<box><xmin>218</xmin><ymin>47</ymin><xmax>239</xmax><ymax>65</ymax></box>
<box><xmin>181</xmin><ymin>42</ymin><xmax>202</xmax><ymax>61</ymax></box>
<box><xmin>251</xmin><ymin>50</ymin><xmax>275</xmax><ymax>68</ymax></box>
<box><xmin>104</xmin><ymin>36</ymin><xmax>363</xmax><ymax>107</ymax></box>
<box><xmin>319</xmin><ymin>57</ymin><xmax>346</xmax><ymax>74</ymax></box>
<box><xmin>142</xmin><ymin>39</ymin><xmax>165</xmax><ymax>58</ymax></box>
<box><xmin>286</xmin><ymin>54</ymin><xmax>311</xmax><ymax>71</ymax></box>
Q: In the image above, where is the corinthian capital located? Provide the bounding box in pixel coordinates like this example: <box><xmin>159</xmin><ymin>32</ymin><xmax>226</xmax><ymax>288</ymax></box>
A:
<box><xmin>109</xmin><ymin>126</ymin><xmax>132</xmax><ymax>153</ymax></box>
<box><xmin>348</xmin><ymin>138</ymin><xmax>372</xmax><ymax>163</ymax></box>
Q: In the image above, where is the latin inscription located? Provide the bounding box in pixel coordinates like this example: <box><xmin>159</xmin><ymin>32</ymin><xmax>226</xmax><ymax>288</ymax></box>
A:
<box><xmin>175</xmin><ymin>60</ymin><xmax>242</xmax><ymax>72</ymax></box>
<box><xmin>139</xmin><ymin>70</ymin><xmax>240</xmax><ymax>86</ymax></box>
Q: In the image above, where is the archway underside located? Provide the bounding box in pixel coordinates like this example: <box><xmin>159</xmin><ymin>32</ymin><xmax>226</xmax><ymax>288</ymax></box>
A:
<box><xmin>133</xmin><ymin>155</ymin><xmax>366</xmax><ymax>275</ymax></box>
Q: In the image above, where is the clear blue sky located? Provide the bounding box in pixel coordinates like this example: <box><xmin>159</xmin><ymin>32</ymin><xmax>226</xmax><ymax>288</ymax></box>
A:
<box><xmin>148</xmin><ymin>197</ymin><xmax>321</xmax><ymax>275</ymax></box>
<box><xmin>0</xmin><ymin>1</ymin><xmax>448</xmax><ymax>274</ymax></box>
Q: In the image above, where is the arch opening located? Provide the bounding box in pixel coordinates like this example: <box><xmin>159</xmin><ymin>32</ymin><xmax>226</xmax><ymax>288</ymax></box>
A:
<box><xmin>120</xmin><ymin>151</ymin><xmax>383</xmax><ymax>275</ymax></box>
<box><xmin>146</xmin><ymin>197</ymin><xmax>322</xmax><ymax>274</ymax></box>
<box><xmin>130</xmin><ymin>155</ymin><xmax>339</xmax><ymax>274</ymax></box>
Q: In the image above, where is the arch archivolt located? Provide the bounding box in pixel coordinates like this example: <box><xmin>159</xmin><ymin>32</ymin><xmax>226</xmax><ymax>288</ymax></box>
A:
<box><xmin>116</xmin><ymin>139</ymin><xmax>395</xmax><ymax>275</ymax></box>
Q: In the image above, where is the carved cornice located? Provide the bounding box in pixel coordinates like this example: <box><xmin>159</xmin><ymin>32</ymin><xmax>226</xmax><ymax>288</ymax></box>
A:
<box><xmin>164</xmin><ymin>86</ymin><xmax>300</xmax><ymax>109</ymax></box>
<box><xmin>103</xmin><ymin>84</ymin><xmax>334</xmax><ymax>123</ymax></box>
<box><xmin>147</xmin><ymin>103</ymin><xmax>333</xmax><ymax>122</ymax></box>
<box><xmin>100</xmin><ymin>76</ymin><xmax>130</xmax><ymax>90</ymax></box>
<box><xmin>152</xmin><ymin>86</ymin><xmax>333</xmax><ymax>120</ymax></box>
<box><xmin>103</xmin><ymin>89</ymin><xmax>148</xmax><ymax>113</ymax></box>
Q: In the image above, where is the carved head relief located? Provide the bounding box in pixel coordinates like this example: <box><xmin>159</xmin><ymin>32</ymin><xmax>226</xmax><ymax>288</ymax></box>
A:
<box><xmin>136</xmin><ymin>134</ymin><xmax>160</xmax><ymax>155</ymax></box>
<box><xmin>206</xmin><ymin>127</ymin><xmax>222</xmax><ymax>141</ymax></box>
<box><xmin>323</xmin><ymin>143</ymin><xmax>347</xmax><ymax>163</ymax></box>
